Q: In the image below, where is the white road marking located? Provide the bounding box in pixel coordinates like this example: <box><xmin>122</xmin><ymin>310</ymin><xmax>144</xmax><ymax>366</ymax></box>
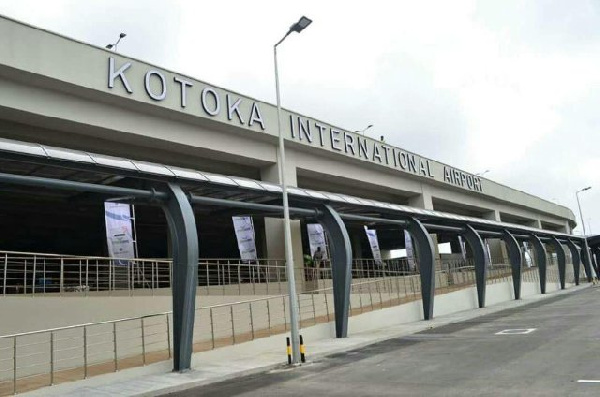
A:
<box><xmin>495</xmin><ymin>328</ymin><xmax>537</xmax><ymax>335</ymax></box>
<box><xmin>577</xmin><ymin>380</ymin><xmax>600</xmax><ymax>383</ymax></box>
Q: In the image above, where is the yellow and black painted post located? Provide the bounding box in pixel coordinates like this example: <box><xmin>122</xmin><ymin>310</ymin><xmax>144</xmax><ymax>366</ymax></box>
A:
<box><xmin>286</xmin><ymin>337</ymin><xmax>292</xmax><ymax>365</ymax></box>
<box><xmin>299</xmin><ymin>335</ymin><xmax>306</xmax><ymax>363</ymax></box>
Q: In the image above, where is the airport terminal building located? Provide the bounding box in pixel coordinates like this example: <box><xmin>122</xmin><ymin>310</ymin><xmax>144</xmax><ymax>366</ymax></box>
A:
<box><xmin>0</xmin><ymin>15</ymin><xmax>576</xmax><ymax>259</ymax></box>
<box><xmin>0</xmin><ymin>15</ymin><xmax>596</xmax><ymax>394</ymax></box>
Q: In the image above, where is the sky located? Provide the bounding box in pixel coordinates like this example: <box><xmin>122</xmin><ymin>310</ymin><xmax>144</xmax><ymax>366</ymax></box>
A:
<box><xmin>0</xmin><ymin>0</ymin><xmax>598</xmax><ymax>234</ymax></box>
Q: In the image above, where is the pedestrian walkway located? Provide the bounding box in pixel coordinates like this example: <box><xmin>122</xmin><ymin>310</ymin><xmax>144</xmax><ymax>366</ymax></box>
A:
<box><xmin>21</xmin><ymin>283</ymin><xmax>589</xmax><ymax>397</ymax></box>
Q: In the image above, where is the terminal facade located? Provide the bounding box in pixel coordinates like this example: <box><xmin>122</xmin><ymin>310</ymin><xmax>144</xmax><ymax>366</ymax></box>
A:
<box><xmin>1</xmin><ymin>15</ymin><xmax>598</xmax><ymax>387</ymax></box>
<box><xmin>0</xmin><ymin>16</ymin><xmax>576</xmax><ymax>265</ymax></box>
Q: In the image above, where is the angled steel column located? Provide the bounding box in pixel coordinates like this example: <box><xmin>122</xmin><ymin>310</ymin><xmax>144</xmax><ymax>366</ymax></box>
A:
<box><xmin>593</xmin><ymin>247</ymin><xmax>600</xmax><ymax>277</ymax></box>
<box><xmin>405</xmin><ymin>217</ymin><xmax>436</xmax><ymax>320</ymax></box>
<box><xmin>501</xmin><ymin>230</ymin><xmax>522</xmax><ymax>299</ymax></box>
<box><xmin>530</xmin><ymin>235</ymin><xmax>547</xmax><ymax>294</ymax></box>
<box><xmin>566</xmin><ymin>240</ymin><xmax>581</xmax><ymax>285</ymax></box>
<box><xmin>549</xmin><ymin>237</ymin><xmax>566</xmax><ymax>290</ymax></box>
<box><xmin>462</xmin><ymin>225</ymin><xmax>487</xmax><ymax>308</ymax></box>
<box><xmin>317</xmin><ymin>205</ymin><xmax>352</xmax><ymax>338</ymax></box>
<box><xmin>581</xmin><ymin>240</ymin><xmax>595</xmax><ymax>282</ymax></box>
<box><xmin>162</xmin><ymin>183</ymin><xmax>199</xmax><ymax>372</ymax></box>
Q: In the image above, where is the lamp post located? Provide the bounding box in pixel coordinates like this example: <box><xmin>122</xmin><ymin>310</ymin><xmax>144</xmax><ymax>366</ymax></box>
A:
<box><xmin>274</xmin><ymin>15</ymin><xmax>312</xmax><ymax>365</ymax></box>
<box><xmin>576</xmin><ymin>186</ymin><xmax>591</xmax><ymax>235</ymax></box>
<box><xmin>106</xmin><ymin>33</ymin><xmax>126</xmax><ymax>51</ymax></box>
<box><xmin>354</xmin><ymin>124</ymin><xmax>373</xmax><ymax>135</ymax></box>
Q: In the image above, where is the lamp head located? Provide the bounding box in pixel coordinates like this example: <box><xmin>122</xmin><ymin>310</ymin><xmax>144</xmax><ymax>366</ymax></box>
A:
<box><xmin>290</xmin><ymin>16</ymin><xmax>312</xmax><ymax>33</ymax></box>
<box><xmin>119</xmin><ymin>33</ymin><xmax>126</xmax><ymax>38</ymax></box>
<box><xmin>105</xmin><ymin>44</ymin><xmax>114</xmax><ymax>49</ymax></box>
<box><xmin>584</xmin><ymin>186</ymin><xmax>592</xmax><ymax>191</ymax></box>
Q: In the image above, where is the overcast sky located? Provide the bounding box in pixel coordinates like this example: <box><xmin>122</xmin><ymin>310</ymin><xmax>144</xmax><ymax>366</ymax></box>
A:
<box><xmin>0</xmin><ymin>0</ymin><xmax>597</xmax><ymax>234</ymax></box>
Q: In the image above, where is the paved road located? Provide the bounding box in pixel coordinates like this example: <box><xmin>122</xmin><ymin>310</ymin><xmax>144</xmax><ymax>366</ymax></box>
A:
<box><xmin>167</xmin><ymin>287</ymin><xmax>600</xmax><ymax>396</ymax></box>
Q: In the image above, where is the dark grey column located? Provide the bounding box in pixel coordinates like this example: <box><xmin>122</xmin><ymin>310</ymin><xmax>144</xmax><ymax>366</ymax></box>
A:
<box><xmin>501</xmin><ymin>230</ymin><xmax>522</xmax><ymax>299</ymax></box>
<box><xmin>317</xmin><ymin>205</ymin><xmax>352</xmax><ymax>338</ymax></box>
<box><xmin>405</xmin><ymin>218</ymin><xmax>436</xmax><ymax>320</ymax></box>
<box><xmin>549</xmin><ymin>237</ymin><xmax>567</xmax><ymax>290</ymax></box>
<box><xmin>593</xmin><ymin>248</ymin><xmax>600</xmax><ymax>277</ymax></box>
<box><xmin>581</xmin><ymin>240</ymin><xmax>594</xmax><ymax>282</ymax></box>
<box><xmin>530</xmin><ymin>235</ymin><xmax>547</xmax><ymax>294</ymax></box>
<box><xmin>566</xmin><ymin>240</ymin><xmax>581</xmax><ymax>285</ymax></box>
<box><xmin>462</xmin><ymin>225</ymin><xmax>487</xmax><ymax>308</ymax></box>
<box><xmin>162</xmin><ymin>183</ymin><xmax>199</xmax><ymax>372</ymax></box>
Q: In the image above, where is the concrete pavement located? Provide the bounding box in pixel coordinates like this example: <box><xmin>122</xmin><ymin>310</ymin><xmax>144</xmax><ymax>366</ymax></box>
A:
<box><xmin>169</xmin><ymin>285</ymin><xmax>600</xmax><ymax>397</ymax></box>
<box><xmin>22</xmin><ymin>283</ymin><xmax>591</xmax><ymax>397</ymax></box>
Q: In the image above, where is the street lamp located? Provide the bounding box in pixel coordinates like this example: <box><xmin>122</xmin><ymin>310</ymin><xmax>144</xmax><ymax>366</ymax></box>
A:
<box><xmin>106</xmin><ymin>32</ymin><xmax>126</xmax><ymax>51</ymax></box>
<box><xmin>354</xmin><ymin>124</ymin><xmax>373</xmax><ymax>135</ymax></box>
<box><xmin>475</xmin><ymin>170</ymin><xmax>490</xmax><ymax>177</ymax></box>
<box><xmin>576</xmin><ymin>186</ymin><xmax>591</xmax><ymax>235</ymax></box>
<box><xmin>274</xmin><ymin>15</ymin><xmax>312</xmax><ymax>365</ymax></box>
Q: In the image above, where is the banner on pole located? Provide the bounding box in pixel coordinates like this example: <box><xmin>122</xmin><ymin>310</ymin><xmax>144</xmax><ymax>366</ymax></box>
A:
<box><xmin>307</xmin><ymin>223</ymin><xmax>328</xmax><ymax>260</ymax></box>
<box><xmin>484</xmin><ymin>239</ymin><xmax>492</xmax><ymax>266</ymax></box>
<box><xmin>104</xmin><ymin>202</ymin><xmax>136</xmax><ymax>264</ymax></box>
<box><xmin>232</xmin><ymin>216</ymin><xmax>258</xmax><ymax>261</ymax></box>
<box><xmin>522</xmin><ymin>241</ymin><xmax>533</xmax><ymax>267</ymax></box>
<box><xmin>458</xmin><ymin>235</ymin><xmax>467</xmax><ymax>260</ymax></box>
<box><xmin>364</xmin><ymin>226</ymin><xmax>382</xmax><ymax>265</ymax></box>
<box><xmin>404</xmin><ymin>230</ymin><xmax>415</xmax><ymax>271</ymax></box>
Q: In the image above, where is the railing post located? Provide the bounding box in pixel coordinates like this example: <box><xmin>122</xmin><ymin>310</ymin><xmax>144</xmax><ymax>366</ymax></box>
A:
<box><xmin>113</xmin><ymin>322</ymin><xmax>118</xmax><ymax>371</ymax></box>
<box><xmin>108</xmin><ymin>259</ymin><xmax>112</xmax><ymax>294</ymax></box>
<box><xmin>311</xmin><ymin>293</ymin><xmax>317</xmax><ymax>323</ymax></box>
<box><xmin>13</xmin><ymin>337</ymin><xmax>17</xmax><ymax>394</ymax></box>
<box><xmin>32</xmin><ymin>256</ymin><xmax>37</xmax><ymax>297</ymax></box>
<box><xmin>238</xmin><ymin>264</ymin><xmax>242</xmax><ymax>295</ymax></box>
<box><xmin>85</xmin><ymin>259</ymin><xmax>89</xmax><ymax>297</ymax></box>
<box><xmin>3</xmin><ymin>253</ymin><xmax>7</xmax><ymax>296</ymax></box>
<box><xmin>249</xmin><ymin>302</ymin><xmax>255</xmax><ymax>340</ymax></box>
<box><xmin>230</xmin><ymin>306</ymin><xmax>236</xmax><ymax>344</ymax></box>
<box><xmin>141</xmin><ymin>318</ymin><xmax>146</xmax><ymax>365</ymax></box>
<box><xmin>23</xmin><ymin>259</ymin><xmax>27</xmax><ymax>295</ymax></box>
<box><xmin>166</xmin><ymin>314</ymin><xmax>172</xmax><ymax>358</ymax></box>
<box><xmin>266</xmin><ymin>300</ymin><xmax>272</xmax><ymax>335</ymax></box>
<box><xmin>210</xmin><ymin>308</ymin><xmax>215</xmax><ymax>349</ymax></box>
<box><xmin>83</xmin><ymin>326</ymin><xmax>88</xmax><ymax>378</ymax></box>
<box><xmin>324</xmin><ymin>292</ymin><xmax>330</xmax><ymax>322</ymax></box>
<box><xmin>50</xmin><ymin>332</ymin><xmax>54</xmax><ymax>385</ymax></box>
<box><xmin>283</xmin><ymin>296</ymin><xmax>287</xmax><ymax>331</ymax></box>
<box><xmin>60</xmin><ymin>258</ymin><xmax>64</xmax><ymax>296</ymax></box>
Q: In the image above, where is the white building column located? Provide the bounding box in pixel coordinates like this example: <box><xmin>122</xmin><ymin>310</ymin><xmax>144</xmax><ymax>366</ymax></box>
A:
<box><xmin>260</xmin><ymin>160</ymin><xmax>306</xmax><ymax>292</ymax></box>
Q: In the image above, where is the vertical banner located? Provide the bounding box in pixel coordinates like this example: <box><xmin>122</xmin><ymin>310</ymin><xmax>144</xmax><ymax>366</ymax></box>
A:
<box><xmin>404</xmin><ymin>230</ymin><xmax>415</xmax><ymax>271</ymax></box>
<box><xmin>484</xmin><ymin>238</ymin><xmax>492</xmax><ymax>266</ymax></box>
<box><xmin>307</xmin><ymin>223</ymin><xmax>329</xmax><ymax>260</ymax></box>
<box><xmin>232</xmin><ymin>216</ymin><xmax>258</xmax><ymax>261</ymax></box>
<box><xmin>522</xmin><ymin>241</ymin><xmax>533</xmax><ymax>267</ymax></box>
<box><xmin>104</xmin><ymin>202</ymin><xmax>136</xmax><ymax>262</ymax></box>
<box><xmin>364</xmin><ymin>226</ymin><xmax>382</xmax><ymax>265</ymax></box>
<box><xmin>458</xmin><ymin>235</ymin><xmax>467</xmax><ymax>260</ymax></box>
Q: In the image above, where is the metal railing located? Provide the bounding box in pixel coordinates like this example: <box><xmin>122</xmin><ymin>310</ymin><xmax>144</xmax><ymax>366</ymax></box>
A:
<box><xmin>0</xmin><ymin>251</ymin><xmax>418</xmax><ymax>297</ymax></box>
<box><xmin>2</xmin><ymin>254</ymin><xmax>581</xmax><ymax>396</ymax></box>
<box><xmin>0</xmin><ymin>270</ymin><xmax>431</xmax><ymax>395</ymax></box>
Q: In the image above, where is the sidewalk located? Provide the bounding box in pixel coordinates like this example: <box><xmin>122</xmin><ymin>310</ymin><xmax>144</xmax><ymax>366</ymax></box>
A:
<box><xmin>22</xmin><ymin>284</ymin><xmax>590</xmax><ymax>397</ymax></box>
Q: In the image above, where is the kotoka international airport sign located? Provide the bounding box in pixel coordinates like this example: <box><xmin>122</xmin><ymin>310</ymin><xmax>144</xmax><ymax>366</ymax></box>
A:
<box><xmin>106</xmin><ymin>57</ymin><xmax>483</xmax><ymax>193</ymax></box>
